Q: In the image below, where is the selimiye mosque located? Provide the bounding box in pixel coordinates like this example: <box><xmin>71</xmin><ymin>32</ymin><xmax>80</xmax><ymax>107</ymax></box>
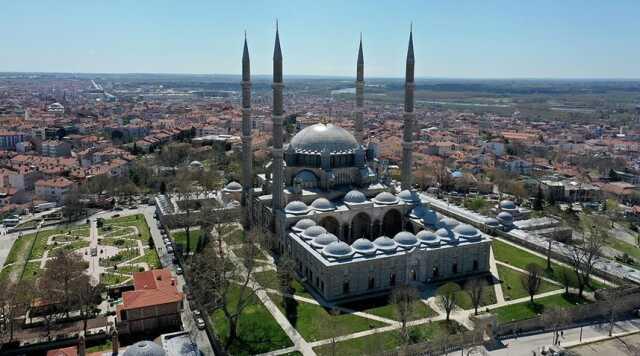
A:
<box><xmin>230</xmin><ymin>26</ymin><xmax>492</xmax><ymax>301</ymax></box>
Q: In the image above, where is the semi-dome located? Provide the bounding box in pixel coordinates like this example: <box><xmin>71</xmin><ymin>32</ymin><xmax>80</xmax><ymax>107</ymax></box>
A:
<box><xmin>417</xmin><ymin>230</ymin><xmax>441</xmax><ymax>246</ymax></box>
<box><xmin>311</xmin><ymin>197</ymin><xmax>336</xmax><ymax>211</ymax></box>
<box><xmin>311</xmin><ymin>232</ymin><xmax>338</xmax><ymax>248</ymax></box>
<box><xmin>295</xmin><ymin>170</ymin><xmax>318</xmax><ymax>183</ymax></box>
<box><xmin>322</xmin><ymin>241</ymin><xmax>354</xmax><ymax>259</ymax></box>
<box><xmin>398</xmin><ymin>190</ymin><xmax>420</xmax><ymax>203</ymax></box>
<box><xmin>223</xmin><ymin>181</ymin><xmax>242</xmax><ymax>192</ymax></box>
<box><xmin>344</xmin><ymin>190</ymin><xmax>367</xmax><ymax>204</ymax></box>
<box><xmin>421</xmin><ymin>208</ymin><xmax>439</xmax><ymax>227</ymax></box>
<box><xmin>123</xmin><ymin>341</ymin><xmax>166</xmax><ymax>356</ymax></box>
<box><xmin>438</xmin><ymin>218</ymin><xmax>460</xmax><ymax>230</ymax></box>
<box><xmin>373</xmin><ymin>192</ymin><xmax>399</xmax><ymax>205</ymax></box>
<box><xmin>394</xmin><ymin>231</ymin><xmax>418</xmax><ymax>248</ymax></box>
<box><xmin>453</xmin><ymin>224</ymin><xmax>481</xmax><ymax>240</ymax></box>
<box><xmin>373</xmin><ymin>236</ymin><xmax>397</xmax><ymax>252</ymax></box>
<box><xmin>351</xmin><ymin>238</ymin><xmax>377</xmax><ymax>255</ymax></box>
<box><xmin>289</xmin><ymin>123</ymin><xmax>359</xmax><ymax>153</ymax></box>
<box><xmin>499</xmin><ymin>200</ymin><xmax>517</xmax><ymax>210</ymax></box>
<box><xmin>292</xmin><ymin>218</ymin><xmax>316</xmax><ymax>232</ymax></box>
<box><xmin>497</xmin><ymin>211</ymin><xmax>514</xmax><ymax>224</ymax></box>
<box><xmin>285</xmin><ymin>200</ymin><xmax>310</xmax><ymax>215</ymax></box>
<box><xmin>301</xmin><ymin>225</ymin><xmax>327</xmax><ymax>240</ymax></box>
<box><xmin>409</xmin><ymin>206</ymin><xmax>426</xmax><ymax>219</ymax></box>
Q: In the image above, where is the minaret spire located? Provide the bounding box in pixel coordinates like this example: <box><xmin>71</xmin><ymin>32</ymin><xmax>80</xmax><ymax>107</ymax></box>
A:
<box><xmin>401</xmin><ymin>26</ymin><xmax>415</xmax><ymax>190</ymax></box>
<box><xmin>354</xmin><ymin>34</ymin><xmax>365</xmax><ymax>144</ymax></box>
<box><xmin>271</xmin><ymin>23</ymin><xmax>285</xmax><ymax>232</ymax></box>
<box><xmin>240</xmin><ymin>32</ymin><xmax>253</xmax><ymax>228</ymax></box>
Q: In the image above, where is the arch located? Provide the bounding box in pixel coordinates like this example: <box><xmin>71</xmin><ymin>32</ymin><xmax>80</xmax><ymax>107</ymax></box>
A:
<box><xmin>319</xmin><ymin>216</ymin><xmax>340</xmax><ymax>236</ymax></box>
<box><xmin>372</xmin><ymin>220</ymin><xmax>381</xmax><ymax>237</ymax></box>
<box><xmin>351</xmin><ymin>212</ymin><xmax>372</xmax><ymax>242</ymax></box>
<box><xmin>404</xmin><ymin>220</ymin><xmax>415</xmax><ymax>233</ymax></box>
<box><xmin>382</xmin><ymin>209</ymin><xmax>402</xmax><ymax>237</ymax></box>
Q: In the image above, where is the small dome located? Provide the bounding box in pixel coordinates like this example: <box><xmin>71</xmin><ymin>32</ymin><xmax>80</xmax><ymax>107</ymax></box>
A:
<box><xmin>394</xmin><ymin>231</ymin><xmax>418</xmax><ymax>248</ymax></box>
<box><xmin>344</xmin><ymin>190</ymin><xmax>367</xmax><ymax>204</ymax></box>
<box><xmin>373</xmin><ymin>236</ymin><xmax>397</xmax><ymax>252</ymax></box>
<box><xmin>311</xmin><ymin>233</ymin><xmax>338</xmax><ymax>248</ymax></box>
<box><xmin>409</xmin><ymin>206</ymin><xmax>426</xmax><ymax>219</ymax></box>
<box><xmin>223</xmin><ymin>181</ymin><xmax>242</xmax><ymax>192</ymax></box>
<box><xmin>301</xmin><ymin>225</ymin><xmax>327</xmax><ymax>240</ymax></box>
<box><xmin>497</xmin><ymin>211</ymin><xmax>514</xmax><ymax>224</ymax></box>
<box><xmin>454</xmin><ymin>224</ymin><xmax>481</xmax><ymax>240</ymax></box>
<box><xmin>373</xmin><ymin>192</ymin><xmax>399</xmax><ymax>205</ymax></box>
<box><xmin>484</xmin><ymin>217</ymin><xmax>500</xmax><ymax>227</ymax></box>
<box><xmin>285</xmin><ymin>200</ymin><xmax>310</xmax><ymax>215</ymax></box>
<box><xmin>438</xmin><ymin>218</ymin><xmax>460</xmax><ymax>230</ymax></box>
<box><xmin>436</xmin><ymin>227</ymin><xmax>455</xmax><ymax>240</ymax></box>
<box><xmin>189</xmin><ymin>160</ymin><xmax>203</xmax><ymax>168</ymax></box>
<box><xmin>416</xmin><ymin>230</ymin><xmax>441</xmax><ymax>246</ymax></box>
<box><xmin>398</xmin><ymin>190</ymin><xmax>420</xmax><ymax>203</ymax></box>
<box><xmin>311</xmin><ymin>197</ymin><xmax>336</xmax><ymax>212</ymax></box>
<box><xmin>500</xmin><ymin>200</ymin><xmax>517</xmax><ymax>210</ymax></box>
<box><xmin>351</xmin><ymin>238</ymin><xmax>377</xmax><ymax>255</ymax></box>
<box><xmin>295</xmin><ymin>170</ymin><xmax>318</xmax><ymax>183</ymax></box>
<box><xmin>322</xmin><ymin>241</ymin><xmax>354</xmax><ymax>259</ymax></box>
<box><xmin>292</xmin><ymin>218</ymin><xmax>316</xmax><ymax>232</ymax></box>
<box><xmin>123</xmin><ymin>341</ymin><xmax>166</xmax><ymax>356</ymax></box>
<box><xmin>421</xmin><ymin>208</ymin><xmax>439</xmax><ymax>227</ymax></box>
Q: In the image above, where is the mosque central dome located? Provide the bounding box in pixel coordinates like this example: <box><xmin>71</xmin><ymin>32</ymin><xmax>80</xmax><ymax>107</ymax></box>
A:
<box><xmin>289</xmin><ymin>123</ymin><xmax>359</xmax><ymax>153</ymax></box>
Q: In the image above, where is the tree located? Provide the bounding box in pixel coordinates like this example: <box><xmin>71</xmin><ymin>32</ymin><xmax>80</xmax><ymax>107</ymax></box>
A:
<box><xmin>559</xmin><ymin>268</ymin><xmax>577</xmax><ymax>295</ymax></box>
<box><xmin>277</xmin><ymin>257</ymin><xmax>298</xmax><ymax>327</ymax></box>
<box><xmin>62</xmin><ymin>190</ymin><xmax>87</xmax><ymax>223</ymax></box>
<box><xmin>42</xmin><ymin>249</ymin><xmax>88</xmax><ymax>317</ymax></box>
<box><xmin>522</xmin><ymin>263</ymin><xmax>543</xmax><ymax>303</ymax></box>
<box><xmin>0</xmin><ymin>280</ymin><xmax>34</xmax><ymax>347</ymax></box>
<box><xmin>465</xmin><ymin>278</ymin><xmax>487</xmax><ymax>316</ymax></box>
<box><xmin>71</xmin><ymin>275</ymin><xmax>103</xmax><ymax>333</ymax></box>
<box><xmin>436</xmin><ymin>282</ymin><xmax>461</xmax><ymax>321</ymax></box>
<box><xmin>188</xmin><ymin>228</ymin><xmax>265</xmax><ymax>350</ymax></box>
<box><xmin>172</xmin><ymin>168</ymin><xmax>199</xmax><ymax>256</ymax></box>
<box><xmin>391</xmin><ymin>285</ymin><xmax>419</xmax><ymax>344</ymax></box>
<box><xmin>569</xmin><ymin>219</ymin><xmax>607</xmax><ymax>297</ymax></box>
<box><xmin>534</xmin><ymin>186</ymin><xmax>544</xmax><ymax>211</ymax></box>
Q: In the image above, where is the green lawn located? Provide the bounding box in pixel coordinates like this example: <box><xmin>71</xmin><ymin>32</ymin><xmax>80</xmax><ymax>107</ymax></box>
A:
<box><xmin>270</xmin><ymin>293</ymin><xmax>386</xmax><ymax>342</ymax></box>
<box><xmin>339</xmin><ymin>295</ymin><xmax>437</xmax><ymax>321</ymax></box>
<box><xmin>313</xmin><ymin>320</ymin><xmax>464</xmax><ymax>356</ymax></box>
<box><xmin>51</xmin><ymin>240</ymin><xmax>90</xmax><ymax>254</ymax></box>
<box><xmin>0</xmin><ymin>264</ymin><xmax>20</xmax><ymax>284</ymax></box>
<box><xmin>21</xmin><ymin>261</ymin><xmax>43</xmax><ymax>282</ymax></box>
<box><xmin>103</xmin><ymin>214</ymin><xmax>149</xmax><ymax>241</ymax></box>
<box><xmin>492</xmin><ymin>239</ymin><xmax>606</xmax><ymax>291</ymax></box>
<box><xmin>109</xmin><ymin>265</ymin><xmax>145</xmax><ymax>275</ymax></box>
<box><xmin>171</xmin><ymin>229</ymin><xmax>203</xmax><ymax>252</ymax></box>
<box><xmin>492</xmin><ymin>293</ymin><xmax>590</xmax><ymax>323</ymax></box>
<box><xmin>130</xmin><ymin>248</ymin><xmax>162</xmax><ymax>269</ymax></box>
<box><xmin>99</xmin><ymin>237</ymin><xmax>138</xmax><ymax>249</ymax></box>
<box><xmin>100</xmin><ymin>272</ymin><xmax>131</xmax><ymax>286</ymax></box>
<box><xmin>102</xmin><ymin>226</ymin><xmax>137</xmax><ymax>238</ymax></box>
<box><xmin>4</xmin><ymin>233</ymin><xmax>36</xmax><ymax>265</ymax></box>
<box><xmin>456</xmin><ymin>282</ymin><xmax>499</xmax><ymax>310</ymax></box>
<box><xmin>212</xmin><ymin>286</ymin><xmax>293</xmax><ymax>355</ymax></box>
<box><xmin>253</xmin><ymin>270</ymin><xmax>312</xmax><ymax>299</ymax></box>
<box><xmin>497</xmin><ymin>265</ymin><xmax>560</xmax><ymax>301</ymax></box>
<box><xmin>607</xmin><ymin>237</ymin><xmax>640</xmax><ymax>261</ymax></box>
<box><xmin>99</xmin><ymin>248</ymin><xmax>140</xmax><ymax>267</ymax></box>
<box><xmin>221</xmin><ymin>227</ymin><xmax>245</xmax><ymax>245</ymax></box>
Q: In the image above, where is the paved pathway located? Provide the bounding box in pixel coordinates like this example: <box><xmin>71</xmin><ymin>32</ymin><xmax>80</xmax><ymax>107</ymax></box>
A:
<box><xmin>489</xmin><ymin>247</ymin><xmax>506</xmax><ymax>304</ymax></box>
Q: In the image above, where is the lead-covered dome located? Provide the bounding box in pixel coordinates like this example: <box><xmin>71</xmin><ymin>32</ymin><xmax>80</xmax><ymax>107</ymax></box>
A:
<box><xmin>497</xmin><ymin>211</ymin><xmax>514</xmax><ymax>224</ymax></box>
<box><xmin>311</xmin><ymin>197</ymin><xmax>336</xmax><ymax>212</ymax></box>
<box><xmin>344</xmin><ymin>190</ymin><xmax>367</xmax><ymax>204</ymax></box>
<box><xmin>293</xmin><ymin>218</ymin><xmax>316</xmax><ymax>232</ymax></box>
<box><xmin>417</xmin><ymin>230</ymin><xmax>441</xmax><ymax>246</ymax></box>
<box><xmin>322</xmin><ymin>241</ymin><xmax>354</xmax><ymax>259</ymax></box>
<box><xmin>123</xmin><ymin>341</ymin><xmax>166</xmax><ymax>356</ymax></box>
<box><xmin>394</xmin><ymin>231</ymin><xmax>418</xmax><ymax>248</ymax></box>
<box><xmin>410</xmin><ymin>206</ymin><xmax>426</xmax><ymax>219</ymax></box>
<box><xmin>373</xmin><ymin>192</ymin><xmax>399</xmax><ymax>205</ymax></box>
<box><xmin>352</xmin><ymin>238</ymin><xmax>377</xmax><ymax>255</ymax></box>
<box><xmin>453</xmin><ymin>224</ymin><xmax>481</xmax><ymax>240</ymax></box>
<box><xmin>301</xmin><ymin>225</ymin><xmax>326</xmax><ymax>240</ymax></box>
<box><xmin>398</xmin><ymin>190</ymin><xmax>421</xmax><ymax>203</ymax></box>
<box><xmin>500</xmin><ymin>200</ymin><xmax>517</xmax><ymax>210</ymax></box>
<box><xmin>438</xmin><ymin>218</ymin><xmax>460</xmax><ymax>230</ymax></box>
<box><xmin>285</xmin><ymin>201</ymin><xmax>310</xmax><ymax>215</ymax></box>
<box><xmin>311</xmin><ymin>232</ymin><xmax>338</xmax><ymax>248</ymax></box>
<box><xmin>373</xmin><ymin>236</ymin><xmax>397</xmax><ymax>252</ymax></box>
<box><xmin>289</xmin><ymin>123</ymin><xmax>359</xmax><ymax>153</ymax></box>
<box><xmin>223</xmin><ymin>181</ymin><xmax>242</xmax><ymax>192</ymax></box>
<box><xmin>422</xmin><ymin>208</ymin><xmax>439</xmax><ymax>227</ymax></box>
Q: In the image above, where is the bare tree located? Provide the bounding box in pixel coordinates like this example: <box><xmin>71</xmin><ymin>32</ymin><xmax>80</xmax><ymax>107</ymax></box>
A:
<box><xmin>172</xmin><ymin>168</ymin><xmax>199</xmax><ymax>255</ymax></box>
<box><xmin>391</xmin><ymin>285</ymin><xmax>419</xmax><ymax>344</ymax></box>
<box><xmin>42</xmin><ymin>249</ymin><xmax>88</xmax><ymax>317</ymax></box>
<box><xmin>543</xmin><ymin>306</ymin><xmax>570</xmax><ymax>345</ymax></box>
<box><xmin>188</xmin><ymin>228</ymin><xmax>264</xmax><ymax>351</ymax></box>
<box><xmin>71</xmin><ymin>275</ymin><xmax>103</xmax><ymax>334</ymax></box>
<box><xmin>522</xmin><ymin>263</ymin><xmax>544</xmax><ymax>303</ymax></box>
<box><xmin>569</xmin><ymin>219</ymin><xmax>607</xmax><ymax>297</ymax></box>
<box><xmin>0</xmin><ymin>280</ymin><xmax>34</xmax><ymax>348</ymax></box>
<box><xmin>465</xmin><ymin>278</ymin><xmax>487</xmax><ymax>316</ymax></box>
<box><xmin>559</xmin><ymin>268</ymin><xmax>576</xmax><ymax>295</ymax></box>
<box><xmin>436</xmin><ymin>282</ymin><xmax>461</xmax><ymax>321</ymax></box>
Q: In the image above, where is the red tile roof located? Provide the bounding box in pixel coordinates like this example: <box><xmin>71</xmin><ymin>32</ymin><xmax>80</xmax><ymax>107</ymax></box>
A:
<box><xmin>118</xmin><ymin>269</ymin><xmax>182</xmax><ymax>311</ymax></box>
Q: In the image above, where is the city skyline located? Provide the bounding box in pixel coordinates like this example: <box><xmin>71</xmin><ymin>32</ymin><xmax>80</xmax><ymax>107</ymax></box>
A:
<box><xmin>1</xmin><ymin>0</ymin><xmax>639</xmax><ymax>79</ymax></box>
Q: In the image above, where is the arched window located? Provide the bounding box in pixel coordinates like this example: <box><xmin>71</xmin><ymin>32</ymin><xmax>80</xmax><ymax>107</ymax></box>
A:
<box><xmin>319</xmin><ymin>216</ymin><xmax>340</xmax><ymax>236</ymax></box>
<box><xmin>382</xmin><ymin>209</ymin><xmax>402</xmax><ymax>237</ymax></box>
<box><xmin>351</xmin><ymin>212</ymin><xmax>372</xmax><ymax>242</ymax></box>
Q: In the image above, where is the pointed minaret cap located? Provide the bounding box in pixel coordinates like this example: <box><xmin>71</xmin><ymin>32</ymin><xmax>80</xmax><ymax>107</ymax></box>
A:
<box><xmin>242</xmin><ymin>31</ymin><xmax>250</xmax><ymax>82</ymax></box>
<box><xmin>357</xmin><ymin>33</ymin><xmax>364</xmax><ymax>82</ymax></box>
<box><xmin>273</xmin><ymin>20</ymin><xmax>283</xmax><ymax>83</ymax></box>
<box><xmin>406</xmin><ymin>23</ymin><xmax>415</xmax><ymax>64</ymax></box>
<box><xmin>405</xmin><ymin>24</ymin><xmax>415</xmax><ymax>83</ymax></box>
<box><xmin>273</xmin><ymin>20</ymin><xmax>282</xmax><ymax>61</ymax></box>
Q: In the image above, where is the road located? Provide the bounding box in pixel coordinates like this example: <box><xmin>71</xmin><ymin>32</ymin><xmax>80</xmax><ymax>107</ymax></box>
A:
<box><xmin>489</xmin><ymin>317</ymin><xmax>640</xmax><ymax>355</ymax></box>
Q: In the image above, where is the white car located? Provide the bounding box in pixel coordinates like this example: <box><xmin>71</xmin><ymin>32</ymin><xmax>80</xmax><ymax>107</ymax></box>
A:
<box><xmin>196</xmin><ymin>317</ymin><xmax>206</xmax><ymax>330</ymax></box>
<box><xmin>176</xmin><ymin>266</ymin><xmax>183</xmax><ymax>275</ymax></box>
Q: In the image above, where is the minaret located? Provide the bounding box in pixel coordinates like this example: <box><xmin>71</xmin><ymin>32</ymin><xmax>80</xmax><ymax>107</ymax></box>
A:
<box><xmin>271</xmin><ymin>23</ymin><xmax>285</xmax><ymax>223</ymax></box>
<box><xmin>401</xmin><ymin>27</ymin><xmax>415</xmax><ymax>190</ymax></box>
<box><xmin>240</xmin><ymin>32</ymin><xmax>253</xmax><ymax>229</ymax></box>
<box><xmin>354</xmin><ymin>34</ymin><xmax>365</xmax><ymax>144</ymax></box>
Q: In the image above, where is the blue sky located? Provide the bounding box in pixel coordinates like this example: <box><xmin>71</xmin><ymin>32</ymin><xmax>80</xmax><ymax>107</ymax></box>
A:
<box><xmin>1</xmin><ymin>0</ymin><xmax>638</xmax><ymax>78</ymax></box>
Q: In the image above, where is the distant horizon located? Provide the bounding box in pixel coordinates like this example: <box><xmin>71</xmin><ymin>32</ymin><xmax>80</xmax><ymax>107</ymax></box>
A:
<box><xmin>1</xmin><ymin>1</ymin><xmax>639</xmax><ymax>78</ymax></box>
<box><xmin>2</xmin><ymin>71</ymin><xmax>640</xmax><ymax>82</ymax></box>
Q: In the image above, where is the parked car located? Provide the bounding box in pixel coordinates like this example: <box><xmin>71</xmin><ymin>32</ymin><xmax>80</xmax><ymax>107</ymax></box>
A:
<box><xmin>195</xmin><ymin>317</ymin><xmax>206</xmax><ymax>330</ymax></box>
<box><xmin>167</xmin><ymin>246</ymin><xmax>174</xmax><ymax>253</ymax></box>
<box><xmin>192</xmin><ymin>309</ymin><xmax>201</xmax><ymax>318</ymax></box>
<box><xmin>176</xmin><ymin>266</ymin><xmax>183</xmax><ymax>275</ymax></box>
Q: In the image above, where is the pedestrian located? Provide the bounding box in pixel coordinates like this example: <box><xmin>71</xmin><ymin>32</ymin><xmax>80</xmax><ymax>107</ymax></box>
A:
<box><xmin>561</xmin><ymin>330</ymin><xmax>564</xmax><ymax>338</ymax></box>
